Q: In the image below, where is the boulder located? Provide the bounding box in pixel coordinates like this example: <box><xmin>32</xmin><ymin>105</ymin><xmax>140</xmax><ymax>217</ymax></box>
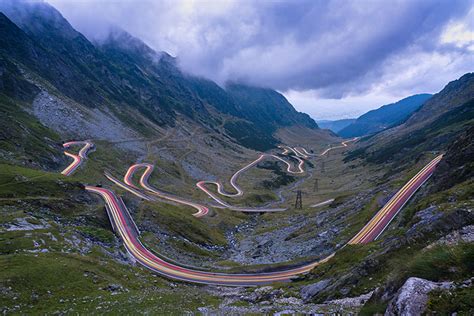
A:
<box><xmin>385</xmin><ymin>277</ymin><xmax>452</xmax><ymax>315</ymax></box>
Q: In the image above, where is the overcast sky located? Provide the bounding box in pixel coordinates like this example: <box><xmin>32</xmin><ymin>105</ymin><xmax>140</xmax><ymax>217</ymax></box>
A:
<box><xmin>49</xmin><ymin>0</ymin><xmax>473</xmax><ymax>120</ymax></box>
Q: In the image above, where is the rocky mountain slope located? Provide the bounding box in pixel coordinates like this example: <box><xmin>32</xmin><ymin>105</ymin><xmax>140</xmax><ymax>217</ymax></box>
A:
<box><xmin>338</xmin><ymin>94</ymin><xmax>432</xmax><ymax>138</ymax></box>
<box><xmin>405</xmin><ymin>73</ymin><xmax>474</xmax><ymax>129</ymax></box>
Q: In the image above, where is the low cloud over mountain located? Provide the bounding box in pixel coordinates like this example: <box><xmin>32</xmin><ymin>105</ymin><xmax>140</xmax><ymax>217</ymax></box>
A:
<box><xmin>50</xmin><ymin>0</ymin><xmax>472</xmax><ymax>98</ymax></box>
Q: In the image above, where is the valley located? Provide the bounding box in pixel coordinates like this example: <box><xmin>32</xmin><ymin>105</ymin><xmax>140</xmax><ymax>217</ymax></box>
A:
<box><xmin>0</xmin><ymin>1</ymin><xmax>472</xmax><ymax>314</ymax></box>
<box><xmin>79</xmin><ymin>140</ymin><xmax>444</xmax><ymax>285</ymax></box>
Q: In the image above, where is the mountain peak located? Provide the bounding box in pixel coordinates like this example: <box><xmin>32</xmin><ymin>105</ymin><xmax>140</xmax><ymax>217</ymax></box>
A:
<box><xmin>1</xmin><ymin>1</ymin><xmax>323</xmax><ymax>152</ymax></box>
<box><xmin>101</xmin><ymin>27</ymin><xmax>164</xmax><ymax>61</ymax></box>
<box><xmin>225</xmin><ymin>83</ymin><xmax>319</xmax><ymax>130</ymax></box>
<box><xmin>0</xmin><ymin>0</ymin><xmax>80</xmax><ymax>40</ymax></box>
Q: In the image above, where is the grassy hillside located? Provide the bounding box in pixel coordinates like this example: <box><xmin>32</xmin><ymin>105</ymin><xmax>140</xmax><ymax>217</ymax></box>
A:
<box><xmin>345</xmin><ymin>98</ymin><xmax>474</xmax><ymax>165</ymax></box>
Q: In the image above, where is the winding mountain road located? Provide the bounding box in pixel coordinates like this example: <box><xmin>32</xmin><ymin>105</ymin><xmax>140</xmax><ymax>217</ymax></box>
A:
<box><xmin>196</xmin><ymin>138</ymin><xmax>358</xmax><ymax>210</ymax></box>
<box><xmin>124</xmin><ymin>163</ymin><xmax>209</xmax><ymax>217</ymax></box>
<box><xmin>195</xmin><ymin>153</ymin><xmax>304</xmax><ymax>212</ymax></box>
<box><xmin>61</xmin><ymin>140</ymin><xmax>94</xmax><ymax>176</ymax></box>
<box><xmin>86</xmin><ymin>152</ymin><xmax>443</xmax><ymax>286</ymax></box>
<box><xmin>102</xmin><ymin>138</ymin><xmax>357</xmax><ymax>214</ymax></box>
<box><xmin>86</xmin><ymin>185</ymin><xmax>333</xmax><ymax>286</ymax></box>
<box><xmin>295</xmin><ymin>137</ymin><xmax>359</xmax><ymax>157</ymax></box>
<box><xmin>105</xmin><ymin>167</ymin><xmax>208</xmax><ymax>217</ymax></box>
<box><xmin>107</xmin><ymin>138</ymin><xmax>357</xmax><ymax>214</ymax></box>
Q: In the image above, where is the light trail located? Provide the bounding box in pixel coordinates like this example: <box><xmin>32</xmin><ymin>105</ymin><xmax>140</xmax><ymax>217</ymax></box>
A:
<box><xmin>85</xmin><ymin>154</ymin><xmax>443</xmax><ymax>285</ymax></box>
<box><xmin>348</xmin><ymin>154</ymin><xmax>443</xmax><ymax>244</ymax></box>
<box><xmin>61</xmin><ymin>140</ymin><xmax>94</xmax><ymax>176</ymax></box>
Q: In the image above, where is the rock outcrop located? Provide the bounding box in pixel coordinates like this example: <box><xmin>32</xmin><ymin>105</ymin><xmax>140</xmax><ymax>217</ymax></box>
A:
<box><xmin>300</xmin><ymin>279</ymin><xmax>332</xmax><ymax>301</ymax></box>
<box><xmin>385</xmin><ymin>277</ymin><xmax>453</xmax><ymax>315</ymax></box>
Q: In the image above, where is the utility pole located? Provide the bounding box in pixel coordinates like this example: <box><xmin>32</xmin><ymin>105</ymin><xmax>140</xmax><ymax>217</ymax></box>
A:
<box><xmin>321</xmin><ymin>160</ymin><xmax>325</xmax><ymax>173</ymax></box>
<box><xmin>295</xmin><ymin>190</ymin><xmax>303</xmax><ymax>209</ymax></box>
<box><xmin>313</xmin><ymin>178</ymin><xmax>319</xmax><ymax>192</ymax></box>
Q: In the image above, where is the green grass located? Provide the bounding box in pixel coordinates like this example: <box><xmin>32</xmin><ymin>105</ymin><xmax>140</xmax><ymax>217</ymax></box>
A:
<box><xmin>0</xmin><ymin>230</ymin><xmax>48</xmax><ymax>254</ymax></box>
<box><xmin>401</xmin><ymin>179</ymin><xmax>474</xmax><ymax>227</ymax></box>
<box><xmin>76</xmin><ymin>226</ymin><xmax>115</xmax><ymax>244</ymax></box>
<box><xmin>68</xmin><ymin>140</ymin><xmax>137</xmax><ymax>185</ymax></box>
<box><xmin>0</xmin><ymin>164</ymin><xmax>89</xmax><ymax>217</ymax></box>
<box><xmin>140</xmin><ymin>231</ymin><xmax>219</xmax><ymax>263</ymax></box>
<box><xmin>359</xmin><ymin>301</ymin><xmax>388</xmax><ymax>316</ymax></box>
<box><xmin>257</xmin><ymin>161</ymin><xmax>296</xmax><ymax>189</ymax></box>
<box><xmin>137</xmin><ymin>201</ymin><xmax>228</xmax><ymax>247</ymax></box>
<box><xmin>170</xmin><ymin>239</ymin><xmax>219</xmax><ymax>258</ymax></box>
<box><xmin>399</xmin><ymin>243</ymin><xmax>474</xmax><ymax>282</ymax></box>
<box><xmin>213</xmin><ymin>259</ymin><xmax>243</xmax><ymax>268</ymax></box>
<box><xmin>235</xmin><ymin>192</ymin><xmax>277</xmax><ymax>206</ymax></box>
<box><xmin>308</xmin><ymin>244</ymin><xmax>378</xmax><ymax>281</ymax></box>
<box><xmin>0</xmin><ymin>252</ymin><xmax>220</xmax><ymax>314</ymax></box>
<box><xmin>426</xmin><ymin>286</ymin><xmax>474</xmax><ymax>315</ymax></box>
<box><xmin>0</xmin><ymin>164</ymin><xmax>74</xmax><ymax>198</ymax></box>
<box><xmin>254</xmin><ymin>222</ymin><xmax>289</xmax><ymax>235</ymax></box>
<box><xmin>304</xmin><ymin>241</ymin><xmax>474</xmax><ymax>303</ymax></box>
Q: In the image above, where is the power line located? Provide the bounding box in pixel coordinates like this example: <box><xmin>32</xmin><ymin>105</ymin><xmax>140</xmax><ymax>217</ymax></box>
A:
<box><xmin>295</xmin><ymin>190</ymin><xmax>302</xmax><ymax>209</ymax></box>
<box><xmin>313</xmin><ymin>178</ymin><xmax>319</xmax><ymax>192</ymax></box>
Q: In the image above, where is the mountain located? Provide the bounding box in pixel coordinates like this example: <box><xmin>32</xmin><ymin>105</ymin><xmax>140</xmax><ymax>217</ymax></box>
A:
<box><xmin>346</xmin><ymin>73</ymin><xmax>473</xmax><ymax>165</ymax></box>
<box><xmin>225</xmin><ymin>83</ymin><xmax>318</xmax><ymax>130</ymax></box>
<box><xmin>338</xmin><ymin>94</ymin><xmax>432</xmax><ymax>138</ymax></box>
<box><xmin>0</xmin><ymin>0</ymin><xmax>324</xmax><ymax>153</ymax></box>
<box><xmin>403</xmin><ymin>73</ymin><xmax>473</xmax><ymax>128</ymax></box>
<box><xmin>316</xmin><ymin>119</ymin><xmax>356</xmax><ymax>133</ymax></box>
<box><xmin>430</xmin><ymin>124</ymin><xmax>473</xmax><ymax>192</ymax></box>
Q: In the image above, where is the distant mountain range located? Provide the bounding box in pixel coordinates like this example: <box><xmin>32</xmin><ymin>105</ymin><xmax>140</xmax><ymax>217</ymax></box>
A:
<box><xmin>338</xmin><ymin>94</ymin><xmax>432</xmax><ymax>138</ymax></box>
<box><xmin>316</xmin><ymin>119</ymin><xmax>356</xmax><ymax>133</ymax></box>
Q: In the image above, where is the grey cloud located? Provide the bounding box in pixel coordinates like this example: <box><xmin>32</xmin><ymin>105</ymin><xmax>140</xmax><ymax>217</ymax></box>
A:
<box><xmin>47</xmin><ymin>0</ymin><xmax>472</xmax><ymax>98</ymax></box>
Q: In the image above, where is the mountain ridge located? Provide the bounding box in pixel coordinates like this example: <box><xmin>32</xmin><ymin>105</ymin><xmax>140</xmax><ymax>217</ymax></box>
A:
<box><xmin>338</xmin><ymin>94</ymin><xmax>432</xmax><ymax>138</ymax></box>
<box><xmin>345</xmin><ymin>73</ymin><xmax>474</xmax><ymax>165</ymax></box>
